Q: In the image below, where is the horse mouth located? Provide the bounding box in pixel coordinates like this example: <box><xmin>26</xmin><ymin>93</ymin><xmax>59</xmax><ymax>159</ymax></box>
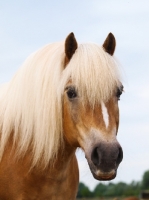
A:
<box><xmin>91</xmin><ymin>169</ymin><xmax>116</xmax><ymax>181</ymax></box>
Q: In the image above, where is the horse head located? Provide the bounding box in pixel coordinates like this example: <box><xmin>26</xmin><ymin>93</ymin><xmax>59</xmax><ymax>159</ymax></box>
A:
<box><xmin>62</xmin><ymin>32</ymin><xmax>123</xmax><ymax>181</ymax></box>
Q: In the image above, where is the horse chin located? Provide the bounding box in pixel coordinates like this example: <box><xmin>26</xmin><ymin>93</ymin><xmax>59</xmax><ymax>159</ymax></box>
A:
<box><xmin>86</xmin><ymin>155</ymin><xmax>118</xmax><ymax>181</ymax></box>
<box><xmin>91</xmin><ymin>170</ymin><xmax>117</xmax><ymax>181</ymax></box>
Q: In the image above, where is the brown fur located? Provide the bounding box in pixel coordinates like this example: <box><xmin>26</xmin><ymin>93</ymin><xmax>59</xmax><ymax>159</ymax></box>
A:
<box><xmin>0</xmin><ymin>140</ymin><xmax>79</xmax><ymax>200</ymax></box>
<box><xmin>63</xmin><ymin>90</ymin><xmax>119</xmax><ymax>150</ymax></box>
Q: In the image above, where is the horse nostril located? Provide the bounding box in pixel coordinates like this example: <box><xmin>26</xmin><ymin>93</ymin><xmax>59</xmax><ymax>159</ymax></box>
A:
<box><xmin>91</xmin><ymin>147</ymin><xmax>100</xmax><ymax>166</ymax></box>
<box><xmin>116</xmin><ymin>146</ymin><xmax>123</xmax><ymax>165</ymax></box>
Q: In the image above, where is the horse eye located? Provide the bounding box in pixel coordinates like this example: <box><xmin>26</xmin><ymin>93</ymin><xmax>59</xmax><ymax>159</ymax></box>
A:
<box><xmin>116</xmin><ymin>86</ymin><xmax>123</xmax><ymax>100</ymax></box>
<box><xmin>67</xmin><ymin>88</ymin><xmax>77</xmax><ymax>99</ymax></box>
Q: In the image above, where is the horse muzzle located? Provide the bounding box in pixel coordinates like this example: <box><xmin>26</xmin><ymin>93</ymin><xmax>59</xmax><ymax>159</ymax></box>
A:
<box><xmin>87</xmin><ymin>142</ymin><xmax>123</xmax><ymax>181</ymax></box>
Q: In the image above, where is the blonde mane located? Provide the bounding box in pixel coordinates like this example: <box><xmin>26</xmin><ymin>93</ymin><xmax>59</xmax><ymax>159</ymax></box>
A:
<box><xmin>0</xmin><ymin>41</ymin><xmax>121</xmax><ymax>167</ymax></box>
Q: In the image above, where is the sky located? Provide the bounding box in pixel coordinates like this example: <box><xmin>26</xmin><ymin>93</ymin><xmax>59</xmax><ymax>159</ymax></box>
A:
<box><xmin>0</xmin><ymin>0</ymin><xmax>149</xmax><ymax>190</ymax></box>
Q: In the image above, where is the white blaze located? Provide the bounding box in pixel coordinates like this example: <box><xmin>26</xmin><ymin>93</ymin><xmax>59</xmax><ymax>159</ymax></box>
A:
<box><xmin>101</xmin><ymin>102</ymin><xmax>109</xmax><ymax>128</ymax></box>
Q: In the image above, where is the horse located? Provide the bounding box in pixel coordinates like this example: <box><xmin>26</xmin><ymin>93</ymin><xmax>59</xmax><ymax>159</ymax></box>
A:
<box><xmin>0</xmin><ymin>32</ymin><xmax>124</xmax><ymax>200</ymax></box>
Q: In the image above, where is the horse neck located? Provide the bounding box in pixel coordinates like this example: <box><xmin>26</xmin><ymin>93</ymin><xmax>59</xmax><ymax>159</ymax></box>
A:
<box><xmin>2</xmin><ymin>137</ymin><xmax>77</xmax><ymax>176</ymax></box>
<box><xmin>36</xmin><ymin>140</ymin><xmax>78</xmax><ymax>183</ymax></box>
<box><xmin>0</xmin><ymin>136</ymin><xmax>79</xmax><ymax>199</ymax></box>
<box><xmin>2</xmin><ymin>135</ymin><xmax>77</xmax><ymax>171</ymax></box>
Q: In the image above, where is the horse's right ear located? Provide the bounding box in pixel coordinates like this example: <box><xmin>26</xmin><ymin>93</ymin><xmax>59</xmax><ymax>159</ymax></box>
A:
<box><xmin>65</xmin><ymin>32</ymin><xmax>78</xmax><ymax>64</ymax></box>
<box><xmin>103</xmin><ymin>33</ymin><xmax>116</xmax><ymax>56</ymax></box>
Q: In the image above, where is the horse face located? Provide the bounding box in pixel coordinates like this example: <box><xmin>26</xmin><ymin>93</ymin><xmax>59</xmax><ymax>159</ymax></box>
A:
<box><xmin>63</xmin><ymin>84</ymin><xmax>123</xmax><ymax>181</ymax></box>
<box><xmin>63</xmin><ymin>32</ymin><xmax>123</xmax><ymax>181</ymax></box>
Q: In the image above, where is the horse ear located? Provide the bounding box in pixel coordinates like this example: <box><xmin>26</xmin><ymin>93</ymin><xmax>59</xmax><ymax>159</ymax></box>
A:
<box><xmin>103</xmin><ymin>33</ymin><xmax>116</xmax><ymax>55</ymax></box>
<box><xmin>65</xmin><ymin>32</ymin><xmax>78</xmax><ymax>62</ymax></box>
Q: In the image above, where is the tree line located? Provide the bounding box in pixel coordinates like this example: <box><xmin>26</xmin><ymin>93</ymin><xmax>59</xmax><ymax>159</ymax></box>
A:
<box><xmin>77</xmin><ymin>170</ymin><xmax>149</xmax><ymax>198</ymax></box>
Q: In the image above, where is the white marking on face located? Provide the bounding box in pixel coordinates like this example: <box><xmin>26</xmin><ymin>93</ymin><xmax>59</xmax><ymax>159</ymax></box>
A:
<box><xmin>101</xmin><ymin>102</ymin><xmax>109</xmax><ymax>129</ymax></box>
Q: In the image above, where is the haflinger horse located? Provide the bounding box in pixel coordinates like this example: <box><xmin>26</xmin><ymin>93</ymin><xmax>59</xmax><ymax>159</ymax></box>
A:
<box><xmin>0</xmin><ymin>32</ymin><xmax>123</xmax><ymax>200</ymax></box>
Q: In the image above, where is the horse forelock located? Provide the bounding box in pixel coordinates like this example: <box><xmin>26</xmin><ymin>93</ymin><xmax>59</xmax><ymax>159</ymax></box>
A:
<box><xmin>60</xmin><ymin>43</ymin><xmax>122</xmax><ymax>107</ymax></box>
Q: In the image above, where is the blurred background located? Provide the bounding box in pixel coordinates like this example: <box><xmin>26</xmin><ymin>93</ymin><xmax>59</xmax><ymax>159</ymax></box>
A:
<box><xmin>0</xmin><ymin>0</ymin><xmax>149</xmax><ymax>194</ymax></box>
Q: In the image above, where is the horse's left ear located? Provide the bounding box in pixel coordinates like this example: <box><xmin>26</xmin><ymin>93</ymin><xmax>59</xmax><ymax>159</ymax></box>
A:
<box><xmin>65</xmin><ymin>32</ymin><xmax>78</xmax><ymax>62</ymax></box>
<box><xmin>103</xmin><ymin>33</ymin><xmax>116</xmax><ymax>55</ymax></box>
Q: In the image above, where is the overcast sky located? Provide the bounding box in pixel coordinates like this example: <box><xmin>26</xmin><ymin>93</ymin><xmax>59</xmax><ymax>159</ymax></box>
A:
<box><xmin>0</xmin><ymin>0</ymin><xmax>149</xmax><ymax>190</ymax></box>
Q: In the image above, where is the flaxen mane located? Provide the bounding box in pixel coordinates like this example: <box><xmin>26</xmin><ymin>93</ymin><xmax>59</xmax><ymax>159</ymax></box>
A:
<box><xmin>0</xmin><ymin>41</ymin><xmax>121</xmax><ymax>167</ymax></box>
